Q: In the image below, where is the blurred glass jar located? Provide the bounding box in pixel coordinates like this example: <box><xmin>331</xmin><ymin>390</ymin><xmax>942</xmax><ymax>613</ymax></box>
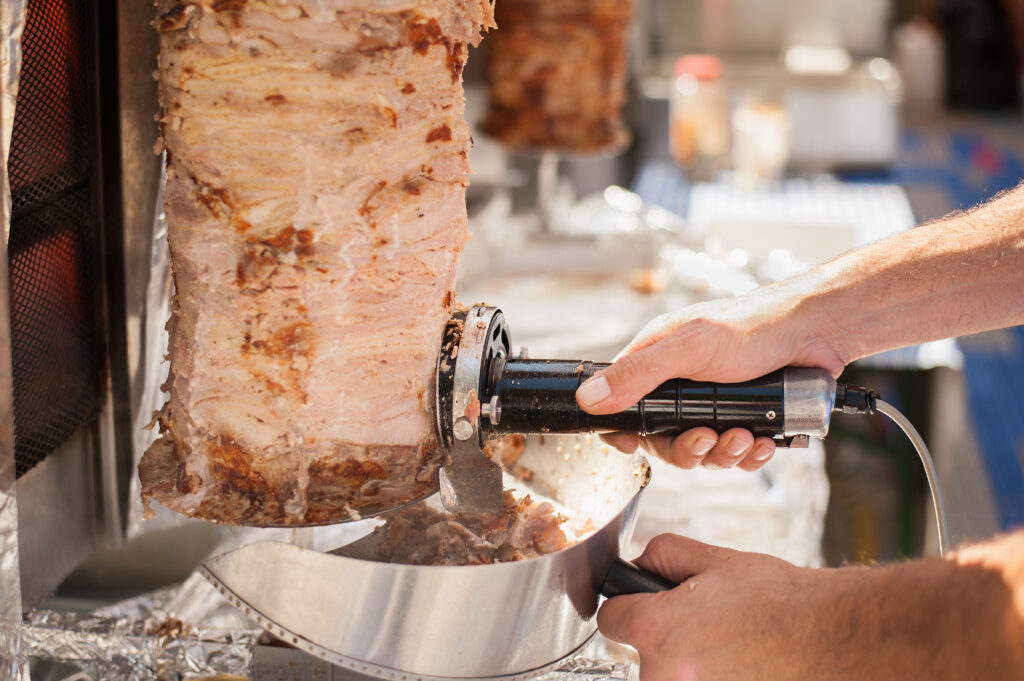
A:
<box><xmin>731</xmin><ymin>97</ymin><xmax>790</xmax><ymax>182</ymax></box>
<box><xmin>669</xmin><ymin>55</ymin><xmax>729</xmax><ymax>179</ymax></box>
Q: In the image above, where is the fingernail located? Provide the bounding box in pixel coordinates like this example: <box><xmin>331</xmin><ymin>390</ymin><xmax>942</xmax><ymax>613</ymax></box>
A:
<box><xmin>752</xmin><ymin>444</ymin><xmax>773</xmax><ymax>461</ymax></box>
<box><xmin>692</xmin><ymin>437</ymin><xmax>716</xmax><ymax>457</ymax></box>
<box><xmin>577</xmin><ymin>375</ymin><xmax>611</xmax><ymax>407</ymax></box>
<box><xmin>725</xmin><ymin>438</ymin><xmax>749</xmax><ymax>457</ymax></box>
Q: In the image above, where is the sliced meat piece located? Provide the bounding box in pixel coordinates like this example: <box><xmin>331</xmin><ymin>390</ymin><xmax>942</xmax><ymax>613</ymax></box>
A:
<box><xmin>376</xmin><ymin>490</ymin><xmax>573</xmax><ymax>565</ymax></box>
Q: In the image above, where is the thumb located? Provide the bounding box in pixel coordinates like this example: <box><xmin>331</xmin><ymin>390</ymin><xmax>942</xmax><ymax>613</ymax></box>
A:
<box><xmin>632</xmin><ymin>534</ymin><xmax>732</xmax><ymax>584</ymax></box>
<box><xmin>576</xmin><ymin>340</ymin><xmax>693</xmax><ymax>415</ymax></box>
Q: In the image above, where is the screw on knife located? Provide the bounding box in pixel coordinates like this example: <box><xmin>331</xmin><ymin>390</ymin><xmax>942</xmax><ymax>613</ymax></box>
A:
<box><xmin>453</xmin><ymin>417</ymin><xmax>474</xmax><ymax>441</ymax></box>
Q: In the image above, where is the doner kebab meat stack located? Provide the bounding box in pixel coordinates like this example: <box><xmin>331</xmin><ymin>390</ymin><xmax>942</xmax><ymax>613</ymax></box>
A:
<box><xmin>141</xmin><ymin>0</ymin><xmax>495</xmax><ymax>526</ymax></box>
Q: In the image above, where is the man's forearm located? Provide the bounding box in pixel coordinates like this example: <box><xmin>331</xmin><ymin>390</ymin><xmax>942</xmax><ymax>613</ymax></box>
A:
<box><xmin>810</xmin><ymin>532</ymin><xmax>1024</xmax><ymax>680</ymax></box>
<box><xmin>786</xmin><ymin>183</ymin><xmax>1024</xmax><ymax>364</ymax></box>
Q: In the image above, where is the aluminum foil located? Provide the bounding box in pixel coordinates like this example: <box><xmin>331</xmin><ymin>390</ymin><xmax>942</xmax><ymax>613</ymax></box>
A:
<box><xmin>26</xmin><ymin>614</ymin><xmax>630</xmax><ymax>681</ymax></box>
<box><xmin>0</xmin><ymin>0</ymin><xmax>25</xmax><ymax>156</ymax></box>
<box><xmin>126</xmin><ymin>163</ymin><xmax>179</xmax><ymax>539</ymax></box>
<box><xmin>1</xmin><ymin>1</ymin><xmax>29</xmax><ymax>679</ymax></box>
<box><xmin>24</xmin><ymin>567</ymin><xmax>258</xmax><ymax>680</ymax></box>
<box><xmin>541</xmin><ymin>658</ymin><xmax>633</xmax><ymax>681</ymax></box>
<box><xmin>0</xmin><ymin>475</ymin><xmax>26</xmax><ymax>681</ymax></box>
<box><xmin>24</xmin><ymin>604</ymin><xmax>631</xmax><ymax>681</ymax></box>
<box><xmin>0</xmin><ymin>484</ymin><xmax>26</xmax><ymax>681</ymax></box>
<box><xmin>24</xmin><ymin>609</ymin><xmax>257</xmax><ymax>681</ymax></box>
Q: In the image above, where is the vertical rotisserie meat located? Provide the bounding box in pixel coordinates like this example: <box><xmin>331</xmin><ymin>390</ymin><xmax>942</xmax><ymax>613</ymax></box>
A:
<box><xmin>482</xmin><ymin>0</ymin><xmax>631</xmax><ymax>152</ymax></box>
<box><xmin>140</xmin><ymin>0</ymin><xmax>494</xmax><ymax>525</ymax></box>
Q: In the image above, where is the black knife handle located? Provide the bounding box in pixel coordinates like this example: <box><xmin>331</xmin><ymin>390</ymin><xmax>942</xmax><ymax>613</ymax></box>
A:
<box><xmin>486</xmin><ymin>359</ymin><xmax>793</xmax><ymax>440</ymax></box>
<box><xmin>602</xmin><ymin>558</ymin><xmax>676</xmax><ymax>597</ymax></box>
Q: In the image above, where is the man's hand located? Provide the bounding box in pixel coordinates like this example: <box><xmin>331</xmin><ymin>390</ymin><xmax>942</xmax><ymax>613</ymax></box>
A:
<box><xmin>598</xmin><ymin>534</ymin><xmax>826</xmax><ymax>681</ymax></box>
<box><xmin>599</xmin><ymin>533</ymin><xmax>1024</xmax><ymax>681</ymax></box>
<box><xmin>576</xmin><ymin>287</ymin><xmax>848</xmax><ymax>470</ymax></box>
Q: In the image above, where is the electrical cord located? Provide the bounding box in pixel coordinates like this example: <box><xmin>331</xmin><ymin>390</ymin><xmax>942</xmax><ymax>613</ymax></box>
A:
<box><xmin>874</xmin><ymin>398</ymin><xmax>950</xmax><ymax>556</ymax></box>
<box><xmin>835</xmin><ymin>384</ymin><xmax>950</xmax><ymax>556</ymax></box>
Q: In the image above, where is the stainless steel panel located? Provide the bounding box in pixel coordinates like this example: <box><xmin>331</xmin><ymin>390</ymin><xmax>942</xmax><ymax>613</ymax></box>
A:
<box><xmin>17</xmin><ymin>426</ymin><xmax>97</xmax><ymax>610</ymax></box>
<box><xmin>116</xmin><ymin>0</ymin><xmax>161</xmax><ymax>409</ymax></box>
<box><xmin>640</xmin><ymin>0</ymin><xmax>889</xmax><ymax>58</ymax></box>
<box><xmin>105</xmin><ymin>0</ymin><xmax>164</xmax><ymax>541</ymax></box>
<box><xmin>92</xmin><ymin>0</ymin><xmax>163</xmax><ymax>541</ymax></box>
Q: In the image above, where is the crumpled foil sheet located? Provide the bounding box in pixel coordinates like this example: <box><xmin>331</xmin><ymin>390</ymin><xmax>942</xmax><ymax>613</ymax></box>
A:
<box><xmin>0</xmin><ymin>480</ymin><xmax>26</xmax><ymax>681</ymax></box>
<box><xmin>542</xmin><ymin>658</ymin><xmax>632</xmax><ymax>681</ymax></box>
<box><xmin>0</xmin><ymin>482</ymin><xmax>27</xmax><ymax>681</ymax></box>
<box><xmin>0</xmin><ymin>0</ymin><xmax>26</xmax><ymax>156</ymax></box>
<box><xmin>126</xmin><ymin>165</ymin><xmax>180</xmax><ymax>540</ymax></box>
<box><xmin>24</xmin><ymin>608</ymin><xmax>632</xmax><ymax>681</ymax></box>
<box><xmin>25</xmin><ymin>614</ymin><xmax>631</xmax><ymax>681</ymax></box>
<box><xmin>23</xmin><ymin>609</ymin><xmax>258</xmax><ymax>681</ymax></box>
<box><xmin>1</xmin><ymin>0</ymin><xmax>29</xmax><ymax>679</ymax></box>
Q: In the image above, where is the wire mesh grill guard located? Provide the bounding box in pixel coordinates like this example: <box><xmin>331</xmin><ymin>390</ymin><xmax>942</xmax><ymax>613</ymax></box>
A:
<box><xmin>7</xmin><ymin>0</ymin><xmax>102</xmax><ymax>478</ymax></box>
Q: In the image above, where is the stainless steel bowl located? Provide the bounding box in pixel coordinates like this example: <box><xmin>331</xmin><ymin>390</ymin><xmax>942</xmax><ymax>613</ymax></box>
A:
<box><xmin>201</xmin><ymin>434</ymin><xmax>650</xmax><ymax>681</ymax></box>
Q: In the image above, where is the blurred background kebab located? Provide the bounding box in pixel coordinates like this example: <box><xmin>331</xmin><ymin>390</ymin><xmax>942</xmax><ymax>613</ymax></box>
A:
<box><xmin>482</xmin><ymin>0</ymin><xmax>631</xmax><ymax>152</ymax></box>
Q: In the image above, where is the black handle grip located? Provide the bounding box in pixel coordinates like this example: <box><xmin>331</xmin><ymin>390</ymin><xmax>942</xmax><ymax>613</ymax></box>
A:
<box><xmin>487</xmin><ymin>359</ymin><xmax>786</xmax><ymax>439</ymax></box>
<box><xmin>602</xmin><ymin>558</ymin><xmax>677</xmax><ymax>597</ymax></box>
